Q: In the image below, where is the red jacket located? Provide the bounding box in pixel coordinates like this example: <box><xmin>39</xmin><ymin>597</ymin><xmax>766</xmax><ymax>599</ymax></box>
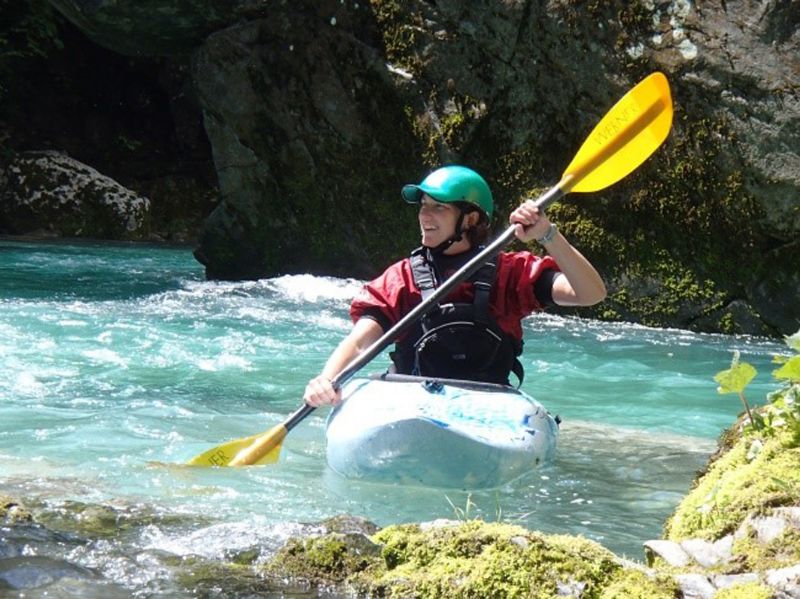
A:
<box><xmin>350</xmin><ymin>251</ymin><xmax>560</xmax><ymax>342</ymax></box>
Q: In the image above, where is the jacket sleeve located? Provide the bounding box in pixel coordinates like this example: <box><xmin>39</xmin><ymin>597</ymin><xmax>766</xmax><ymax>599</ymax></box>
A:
<box><xmin>493</xmin><ymin>251</ymin><xmax>560</xmax><ymax>318</ymax></box>
<box><xmin>350</xmin><ymin>259</ymin><xmax>420</xmax><ymax>336</ymax></box>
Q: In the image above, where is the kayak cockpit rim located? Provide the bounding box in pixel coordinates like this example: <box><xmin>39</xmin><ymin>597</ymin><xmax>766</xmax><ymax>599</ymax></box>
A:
<box><xmin>366</xmin><ymin>372</ymin><xmax>527</xmax><ymax>396</ymax></box>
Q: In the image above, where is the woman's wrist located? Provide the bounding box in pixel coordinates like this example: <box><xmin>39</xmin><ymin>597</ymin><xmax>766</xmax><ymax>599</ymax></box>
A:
<box><xmin>536</xmin><ymin>223</ymin><xmax>558</xmax><ymax>245</ymax></box>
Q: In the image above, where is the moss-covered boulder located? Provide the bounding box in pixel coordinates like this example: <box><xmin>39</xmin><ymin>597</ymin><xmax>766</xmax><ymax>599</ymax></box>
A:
<box><xmin>648</xmin><ymin>379</ymin><xmax>800</xmax><ymax>597</ymax></box>
<box><xmin>664</xmin><ymin>396</ymin><xmax>800</xmax><ymax>543</ymax></box>
<box><xmin>264</xmin><ymin>518</ymin><xmax>680</xmax><ymax>598</ymax></box>
<box><xmin>367</xmin><ymin>520</ymin><xmax>630</xmax><ymax>598</ymax></box>
<box><xmin>0</xmin><ymin>494</ymin><xmax>32</xmax><ymax>524</ymax></box>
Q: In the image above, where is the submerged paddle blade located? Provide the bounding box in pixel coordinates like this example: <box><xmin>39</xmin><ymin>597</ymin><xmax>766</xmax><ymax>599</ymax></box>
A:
<box><xmin>187</xmin><ymin>426</ymin><xmax>285</xmax><ymax>467</ymax></box>
<box><xmin>228</xmin><ymin>424</ymin><xmax>287</xmax><ymax>466</ymax></box>
<box><xmin>561</xmin><ymin>72</ymin><xmax>673</xmax><ymax>194</ymax></box>
<box><xmin>187</xmin><ymin>433</ymin><xmax>262</xmax><ymax>467</ymax></box>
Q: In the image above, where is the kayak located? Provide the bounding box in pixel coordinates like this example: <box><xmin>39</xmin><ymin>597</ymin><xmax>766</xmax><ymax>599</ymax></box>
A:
<box><xmin>325</xmin><ymin>373</ymin><xmax>559</xmax><ymax>488</ymax></box>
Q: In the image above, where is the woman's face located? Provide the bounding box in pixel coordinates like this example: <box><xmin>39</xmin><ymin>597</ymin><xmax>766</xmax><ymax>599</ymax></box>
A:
<box><xmin>418</xmin><ymin>195</ymin><xmax>461</xmax><ymax>248</ymax></box>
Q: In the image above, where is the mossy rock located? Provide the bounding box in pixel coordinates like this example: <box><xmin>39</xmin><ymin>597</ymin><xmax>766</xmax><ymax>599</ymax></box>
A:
<box><xmin>730</xmin><ymin>525</ymin><xmax>800</xmax><ymax>572</ymax></box>
<box><xmin>261</xmin><ymin>519</ymin><xmax>679</xmax><ymax>598</ymax></box>
<box><xmin>0</xmin><ymin>494</ymin><xmax>33</xmax><ymax>524</ymax></box>
<box><xmin>664</xmin><ymin>417</ymin><xmax>800</xmax><ymax>541</ymax></box>
<box><xmin>713</xmin><ymin>580</ymin><xmax>774</xmax><ymax>599</ymax></box>
<box><xmin>264</xmin><ymin>531</ymin><xmax>384</xmax><ymax>585</ymax></box>
<box><xmin>598</xmin><ymin>567</ymin><xmax>677</xmax><ymax>599</ymax></box>
<box><xmin>357</xmin><ymin>520</ymin><xmax>624</xmax><ymax>598</ymax></box>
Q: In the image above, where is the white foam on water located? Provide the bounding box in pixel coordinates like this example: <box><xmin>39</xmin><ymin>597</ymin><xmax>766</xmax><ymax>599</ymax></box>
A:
<box><xmin>82</xmin><ymin>348</ymin><xmax>128</xmax><ymax>367</ymax></box>
<box><xmin>143</xmin><ymin>520</ymin><xmax>316</xmax><ymax>562</ymax></box>
<box><xmin>196</xmin><ymin>354</ymin><xmax>253</xmax><ymax>372</ymax></box>
<box><xmin>268</xmin><ymin>273</ymin><xmax>364</xmax><ymax>303</ymax></box>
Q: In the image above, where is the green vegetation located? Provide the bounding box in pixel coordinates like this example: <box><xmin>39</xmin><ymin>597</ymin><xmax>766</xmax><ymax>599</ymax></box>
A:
<box><xmin>714</xmin><ymin>581</ymin><xmax>774</xmax><ymax>599</ymax></box>
<box><xmin>362</xmin><ymin>521</ymin><xmax>622</xmax><ymax>598</ymax></box>
<box><xmin>369</xmin><ymin>0</ymin><xmax>425</xmax><ymax>75</ymax></box>
<box><xmin>598</xmin><ymin>568</ymin><xmax>677</xmax><ymax>599</ymax></box>
<box><xmin>714</xmin><ymin>350</ymin><xmax>759</xmax><ymax>428</ymax></box>
<box><xmin>664</xmin><ymin>329</ymin><xmax>800</xmax><ymax>540</ymax></box>
<box><xmin>716</xmin><ymin>330</ymin><xmax>800</xmax><ymax>439</ymax></box>
<box><xmin>265</xmin><ymin>533</ymin><xmax>382</xmax><ymax>583</ymax></box>
<box><xmin>263</xmin><ymin>516</ymin><xmax>690</xmax><ymax>598</ymax></box>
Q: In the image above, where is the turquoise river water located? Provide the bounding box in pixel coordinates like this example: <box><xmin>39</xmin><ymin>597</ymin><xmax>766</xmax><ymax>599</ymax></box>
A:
<box><xmin>0</xmin><ymin>239</ymin><xmax>788</xmax><ymax>596</ymax></box>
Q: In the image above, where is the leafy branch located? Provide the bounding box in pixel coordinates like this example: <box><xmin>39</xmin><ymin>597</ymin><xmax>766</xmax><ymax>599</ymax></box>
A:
<box><xmin>714</xmin><ymin>329</ymin><xmax>800</xmax><ymax>442</ymax></box>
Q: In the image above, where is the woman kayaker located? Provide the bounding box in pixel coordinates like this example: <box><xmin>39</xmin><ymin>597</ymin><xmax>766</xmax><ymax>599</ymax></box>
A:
<box><xmin>304</xmin><ymin>165</ymin><xmax>606</xmax><ymax>406</ymax></box>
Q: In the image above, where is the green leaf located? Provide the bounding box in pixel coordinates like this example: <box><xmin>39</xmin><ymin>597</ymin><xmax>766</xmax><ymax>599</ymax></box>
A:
<box><xmin>714</xmin><ymin>350</ymin><xmax>757</xmax><ymax>394</ymax></box>
<box><xmin>785</xmin><ymin>330</ymin><xmax>800</xmax><ymax>353</ymax></box>
<box><xmin>773</xmin><ymin>355</ymin><xmax>800</xmax><ymax>383</ymax></box>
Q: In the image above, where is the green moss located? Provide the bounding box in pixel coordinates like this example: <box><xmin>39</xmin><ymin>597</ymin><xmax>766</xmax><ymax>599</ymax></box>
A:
<box><xmin>572</xmin><ymin>107</ymin><xmax>768</xmax><ymax>330</ymax></box>
<box><xmin>713</xmin><ymin>581</ymin><xmax>774</xmax><ymax>599</ymax></box>
<box><xmin>731</xmin><ymin>526</ymin><xmax>800</xmax><ymax>571</ymax></box>
<box><xmin>265</xmin><ymin>533</ymin><xmax>383</xmax><ymax>585</ymax></box>
<box><xmin>0</xmin><ymin>493</ymin><xmax>32</xmax><ymax>523</ymax></box>
<box><xmin>361</xmin><ymin>521</ymin><xmax>622</xmax><ymax>598</ymax></box>
<box><xmin>664</xmin><ymin>427</ymin><xmax>800</xmax><ymax>540</ymax></box>
<box><xmin>599</xmin><ymin>568</ymin><xmax>677</xmax><ymax>598</ymax></box>
<box><xmin>485</xmin><ymin>106</ymin><xmax>764</xmax><ymax>333</ymax></box>
<box><xmin>176</xmin><ymin>556</ymin><xmax>282</xmax><ymax>597</ymax></box>
<box><xmin>369</xmin><ymin>0</ymin><xmax>425</xmax><ymax>74</ymax></box>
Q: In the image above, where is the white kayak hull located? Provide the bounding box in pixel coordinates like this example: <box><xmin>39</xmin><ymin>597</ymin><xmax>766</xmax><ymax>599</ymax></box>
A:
<box><xmin>325</xmin><ymin>374</ymin><xmax>559</xmax><ymax>488</ymax></box>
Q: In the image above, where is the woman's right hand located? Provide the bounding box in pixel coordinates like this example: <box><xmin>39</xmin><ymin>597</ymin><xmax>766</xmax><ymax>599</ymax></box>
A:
<box><xmin>303</xmin><ymin>375</ymin><xmax>341</xmax><ymax>407</ymax></box>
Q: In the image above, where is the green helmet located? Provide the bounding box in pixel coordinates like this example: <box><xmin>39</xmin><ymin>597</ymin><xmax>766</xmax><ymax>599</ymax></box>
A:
<box><xmin>401</xmin><ymin>165</ymin><xmax>493</xmax><ymax>218</ymax></box>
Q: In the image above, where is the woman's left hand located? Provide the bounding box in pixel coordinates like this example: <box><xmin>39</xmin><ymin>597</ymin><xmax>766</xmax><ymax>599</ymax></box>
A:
<box><xmin>509</xmin><ymin>200</ymin><xmax>552</xmax><ymax>243</ymax></box>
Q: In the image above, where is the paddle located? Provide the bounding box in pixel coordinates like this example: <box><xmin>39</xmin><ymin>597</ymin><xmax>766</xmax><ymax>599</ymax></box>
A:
<box><xmin>188</xmin><ymin>71</ymin><xmax>673</xmax><ymax>467</ymax></box>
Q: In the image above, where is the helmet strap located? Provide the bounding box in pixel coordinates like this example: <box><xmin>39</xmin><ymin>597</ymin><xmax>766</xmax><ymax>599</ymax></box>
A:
<box><xmin>428</xmin><ymin>209</ymin><xmax>466</xmax><ymax>255</ymax></box>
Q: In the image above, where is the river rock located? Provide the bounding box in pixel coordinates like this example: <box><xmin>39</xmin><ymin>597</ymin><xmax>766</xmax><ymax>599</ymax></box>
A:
<box><xmin>765</xmin><ymin>564</ymin><xmax>800</xmax><ymax>595</ymax></box>
<box><xmin>0</xmin><ymin>555</ymin><xmax>95</xmax><ymax>590</ymax></box>
<box><xmin>0</xmin><ymin>151</ymin><xmax>150</xmax><ymax>239</ymax></box>
<box><xmin>0</xmin><ymin>495</ymin><xmax>32</xmax><ymax>525</ymax></box>
<box><xmin>735</xmin><ymin>508</ymin><xmax>800</xmax><ymax>545</ymax></box>
<box><xmin>679</xmin><ymin>536</ymin><xmax>734</xmax><ymax>569</ymax></box>
<box><xmin>711</xmin><ymin>572</ymin><xmax>761</xmax><ymax>591</ymax></box>
<box><xmin>674</xmin><ymin>573</ymin><xmax>715</xmax><ymax>599</ymax></box>
<box><xmin>643</xmin><ymin>539</ymin><xmax>691</xmax><ymax>567</ymax></box>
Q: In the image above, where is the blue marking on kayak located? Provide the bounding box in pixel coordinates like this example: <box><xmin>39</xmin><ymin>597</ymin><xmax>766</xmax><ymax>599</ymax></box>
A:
<box><xmin>421</xmin><ymin>417</ymin><xmax>450</xmax><ymax>429</ymax></box>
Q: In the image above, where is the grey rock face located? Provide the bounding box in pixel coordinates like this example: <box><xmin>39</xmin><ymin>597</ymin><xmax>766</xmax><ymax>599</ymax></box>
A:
<box><xmin>190</xmin><ymin>5</ymin><xmax>418</xmax><ymax>279</ymax></box>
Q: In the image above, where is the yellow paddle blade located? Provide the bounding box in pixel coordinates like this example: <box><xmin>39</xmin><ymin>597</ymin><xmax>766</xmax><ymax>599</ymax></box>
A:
<box><xmin>187</xmin><ymin>425</ymin><xmax>285</xmax><ymax>467</ymax></box>
<box><xmin>228</xmin><ymin>424</ymin><xmax>287</xmax><ymax>466</ymax></box>
<box><xmin>561</xmin><ymin>72</ymin><xmax>673</xmax><ymax>194</ymax></box>
<box><xmin>187</xmin><ymin>433</ymin><xmax>261</xmax><ymax>466</ymax></box>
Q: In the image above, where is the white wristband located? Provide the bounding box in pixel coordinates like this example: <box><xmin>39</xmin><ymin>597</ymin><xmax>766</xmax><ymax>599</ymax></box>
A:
<box><xmin>536</xmin><ymin>223</ymin><xmax>558</xmax><ymax>245</ymax></box>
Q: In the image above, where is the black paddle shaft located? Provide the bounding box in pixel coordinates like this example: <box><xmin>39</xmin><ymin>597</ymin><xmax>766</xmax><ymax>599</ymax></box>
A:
<box><xmin>284</xmin><ymin>186</ymin><xmax>565</xmax><ymax>432</ymax></box>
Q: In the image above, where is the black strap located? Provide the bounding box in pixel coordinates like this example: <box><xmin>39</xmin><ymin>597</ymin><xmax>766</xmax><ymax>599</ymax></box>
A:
<box><xmin>471</xmin><ymin>260</ymin><xmax>496</xmax><ymax>325</ymax></box>
<box><xmin>410</xmin><ymin>246</ymin><xmax>497</xmax><ymax>320</ymax></box>
<box><xmin>511</xmin><ymin>356</ymin><xmax>525</xmax><ymax>387</ymax></box>
<box><xmin>409</xmin><ymin>247</ymin><xmax>437</xmax><ymax>302</ymax></box>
